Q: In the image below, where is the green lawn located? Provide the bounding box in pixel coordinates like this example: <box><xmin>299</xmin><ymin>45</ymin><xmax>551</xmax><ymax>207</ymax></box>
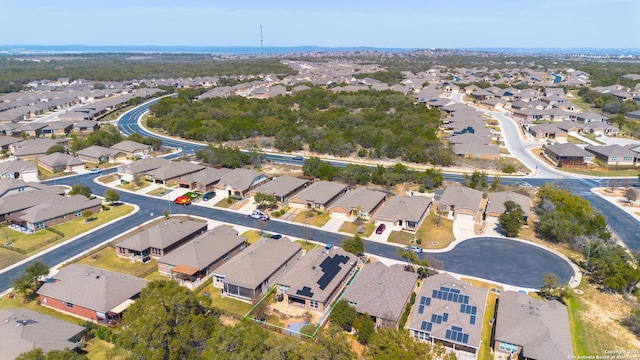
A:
<box><xmin>0</xmin><ymin>248</ymin><xmax>26</xmax><ymax>270</ymax></box>
<box><xmin>338</xmin><ymin>219</ymin><xmax>375</xmax><ymax>237</ymax></box>
<box><xmin>98</xmin><ymin>174</ymin><xmax>119</xmax><ymax>184</ymax></box>
<box><xmin>215</xmin><ymin>197</ymin><xmax>240</xmax><ymax>209</ymax></box>
<box><xmin>387</xmin><ymin>213</ymin><xmax>455</xmax><ymax>250</ymax></box>
<box><xmin>117</xmin><ymin>180</ymin><xmax>150</xmax><ymax>191</ymax></box>
<box><xmin>146</xmin><ymin>187</ymin><xmax>172</xmax><ymax>196</ymax></box>
<box><xmin>74</xmin><ymin>247</ymin><xmax>157</xmax><ymax>278</ymax></box>
<box><xmin>241</xmin><ymin>230</ymin><xmax>263</xmax><ymax>245</ymax></box>
<box><xmin>293</xmin><ymin>210</ymin><xmax>331</xmax><ymax>227</ymax></box>
<box><xmin>479</xmin><ymin>292</ymin><xmax>498</xmax><ymax>360</ymax></box>
<box><xmin>200</xmin><ymin>283</ymin><xmax>253</xmax><ymax>316</ymax></box>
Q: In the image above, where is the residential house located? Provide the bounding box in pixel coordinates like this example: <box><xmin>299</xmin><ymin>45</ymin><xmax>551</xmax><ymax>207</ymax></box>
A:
<box><xmin>0</xmin><ymin>308</ymin><xmax>85</xmax><ymax>360</ymax></box>
<box><xmin>145</xmin><ymin>161</ymin><xmax>206</xmax><ymax>186</ymax></box>
<box><xmin>36</xmin><ymin>152</ymin><xmax>86</xmax><ymax>173</ymax></box>
<box><xmin>117</xmin><ymin>157</ymin><xmax>170</xmax><ymax>182</ymax></box>
<box><xmin>213</xmin><ymin>237</ymin><xmax>303</xmax><ymax>302</ymax></box>
<box><xmin>110</xmin><ymin>140</ymin><xmax>151</xmax><ymax>158</ymax></box>
<box><xmin>627</xmin><ymin>110</ymin><xmax>640</xmax><ymax>121</ymax></box>
<box><xmin>437</xmin><ymin>186</ymin><xmax>484</xmax><ymax>220</ymax></box>
<box><xmin>342</xmin><ymin>262</ymin><xmax>418</xmax><ymax>329</ymax></box>
<box><xmin>575</xmin><ymin>111</ymin><xmax>608</xmax><ymax>123</ymax></box>
<box><xmin>0</xmin><ymin>186</ymin><xmax>65</xmax><ymax>222</ymax></box>
<box><xmin>543</xmin><ymin>143</ymin><xmax>593</xmax><ymax>166</ymax></box>
<box><xmin>375</xmin><ymin>196</ymin><xmax>432</xmax><ymax>232</ymax></box>
<box><xmin>250</xmin><ymin>175</ymin><xmax>310</xmax><ymax>204</ymax></box>
<box><xmin>527</xmin><ymin>123</ymin><xmax>568</xmax><ymax>142</ymax></box>
<box><xmin>0</xmin><ymin>135</ymin><xmax>21</xmax><ymax>151</ymax></box>
<box><xmin>7</xmin><ymin>195</ymin><xmax>102</xmax><ymax>232</ymax></box>
<box><xmin>0</xmin><ymin>160</ymin><xmax>38</xmax><ymax>181</ymax></box>
<box><xmin>157</xmin><ymin>225</ymin><xmax>247</xmax><ymax>290</ymax></box>
<box><xmin>486</xmin><ymin>191</ymin><xmax>531</xmax><ymax>221</ymax></box>
<box><xmin>408</xmin><ymin>273</ymin><xmax>488</xmax><ymax>359</ymax></box>
<box><xmin>9</xmin><ymin>138</ymin><xmax>68</xmax><ymax>160</ymax></box>
<box><xmin>448</xmin><ymin>133</ymin><xmax>490</xmax><ymax>145</ymax></box>
<box><xmin>452</xmin><ymin>143</ymin><xmax>500</xmax><ymax>159</ymax></box>
<box><xmin>328</xmin><ymin>188</ymin><xmax>387</xmax><ymax>220</ymax></box>
<box><xmin>277</xmin><ymin>246</ymin><xmax>356</xmax><ymax>313</ymax></box>
<box><xmin>11</xmin><ymin>122</ymin><xmax>48</xmax><ymax>137</ymax></box>
<box><xmin>175</xmin><ymin>167</ymin><xmax>231</xmax><ymax>192</ymax></box>
<box><xmin>216</xmin><ymin>168</ymin><xmax>271</xmax><ymax>198</ymax></box>
<box><xmin>42</xmin><ymin>121</ymin><xmax>74</xmax><ymax>137</ymax></box>
<box><xmin>37</xmin><ymin>264</ymin><xmax>148</xmax><ymax>325</ymax></box>
<box><xmin>76</xmin><ymin>145</ymin><xmax>126</xmax><ymax>164</ymax></box>
<box><xmin>288</xmin><ymin>180</ymin><xmax>348</xmax><ymax>211</ymax></box>
<box><xmin>493</xmin><ymin>291</ymin><xmax>573</xmax><ymax>360</ymax></box>
<box><xmin>0</xmin><ymin>179</ymin><xmax>53</xmax><ymax>198</ymax></box>
<box><xmin>115</xmin><ymin>218</ymin><xmax>208</xmax><ymax>262</ymax></box>
<box><xmin>72</xmin><ymin>120</ymin><xmax>100</xmax><ymax>133</ymax></box>
<box><xmin>585</xmin><ymin>144</ymin><xmax>637</xmax><ymax>166</ymax></box>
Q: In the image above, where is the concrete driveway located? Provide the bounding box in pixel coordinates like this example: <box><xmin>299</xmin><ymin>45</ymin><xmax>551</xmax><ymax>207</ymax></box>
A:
<box><xmin>484</xmin><ymin>217</ymin><xmax>502</xmax><ymax>237</ymax></box>
<box><xmin>452</xmin><ymin>214</ymin><xmax>475</xmax><ymax>240</ymax></box>
<box><xmin>322</xmin><ymin>216</ymin><xmax>345</xmax><ymax>232</ymax></box>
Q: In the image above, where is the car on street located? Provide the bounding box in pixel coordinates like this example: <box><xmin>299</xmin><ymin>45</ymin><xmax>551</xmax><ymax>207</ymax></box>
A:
<box><xmin>519</xmin><ymin>181</ymin><xmax>532</xmax><ymax>187</ymax></box>
<box><xmin>404</xmin><ymin>245</ymin><xmax>423</xmax><ymax>254</ymax></box>
<box><xmin>89</xmin><ymin>168</ymin><xmax>102</xmax><ymax>174</ymax></box>
<box><xmin>375</xmin><ymin>223</ymin><xmax>386</xmax><ymax>234</ymax></box>
<box><xmin>270</xmin><ymin>234</ymin><xmax>282</xmax><ymax>239</ymax></box>
<box><xmin>292</xmin><ymin>156</ymin><xmax>304</xmax><ymax>161</ymax></box>
<box><xmin>202</xmin><ymin>191</ymin><xmax>216</xmax><ymax>201</ymax></box>
<box><xmin>250</xmin><ymin>210</ymin><xmax>269</xmax><ymax>221</ymax></box>
<box><xmin>174</xmin><ymin>195</ymin><xmax>192</xmax><ymax>205</ymax></box>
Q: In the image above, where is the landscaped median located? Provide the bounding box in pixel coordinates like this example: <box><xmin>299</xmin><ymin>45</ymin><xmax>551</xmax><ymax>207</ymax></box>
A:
<box><xmin>0</xmin><ymin>204</ymin><xmax>135</xmax><ymax>270</ymax></box>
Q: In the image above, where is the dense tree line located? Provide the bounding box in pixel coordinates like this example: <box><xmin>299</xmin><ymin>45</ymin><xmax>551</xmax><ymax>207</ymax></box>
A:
<box><xmin>148</xmin><ymin>87</ymin><xmax>453</xmax><ymax>165</ymax></box>
<box><xmin>578</xmin><ymin>87</ymin><xmax>638</xmax><ymax>115</ymax></box>
<box><xmin>69</xmin><ymin>124</ymin><xmax>161</xmax><ymax>153</ymax></box>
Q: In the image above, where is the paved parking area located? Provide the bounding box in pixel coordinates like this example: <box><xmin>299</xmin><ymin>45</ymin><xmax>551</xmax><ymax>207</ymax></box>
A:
<box><xmin>452</xmin><ymin>214</ymin><xmax>475</xmax><ymax>240</ymax></box>
<box><xmin>322</xmin><ymin>217</ymin><xmax>345</xmax><ymax>232</ymax></box>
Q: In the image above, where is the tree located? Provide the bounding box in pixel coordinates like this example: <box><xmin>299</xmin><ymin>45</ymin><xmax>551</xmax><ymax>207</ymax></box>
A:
<box><xmin>16</xmin><ymin>348</ymin><xmax>86</xmax><ymax>360</ymax></box>
<box><xmin>341</xmin><ymin>234</ymin><xmax>365</xmax><ymax>255</ymax></box>
<box><xmin>254</xmin><ymin>192</ymin><xmax>277</xmax><ymax>210</ymax></box>
<box><xmin>117</xmin><ymin>280</ymin><xmax>218</xmax><ymax>360</ymax></box>
<box><xmin>464</xmin><ymin>170</ymin><xmax>488</xmax><ymax>190</ymax></box>
<box><xmin>353</xmin><ymin>313</ymin><xmax>375</xmax><ymax>344</ymax></box>
<box><xmin>82</xmin><ymin>210</ymin><xmax>93</xmax><ymax>222</ymax></box>
<box><xmin>103</xmin><ymin>188</ymin><xmax>120</xmax><ymax>204</ymax></box>
<box><xmin>498</xmin><ymin>200</ymin><xmax>524</xmax><ymax>237</ymax></box>
<box><xmin>329</xmin><ymin>299</ymin><xmax>357</xmax><ymax>331</ymax></box>
<box><xmin>68</xmin><ymin>184</ymin><xmax>92</xmax><ymax>198</ymax></box>
<box><xmin>365</xmin><ymin>328</ymin><xmax>445</xmax><ymax>360</ymax></box>
<box><xmin>46</xmin><ymin>144</ymin><xmax>66</xmax><ymax>155</ymax></box>
<box><xmin>203</xmin><ymin>320</ymin><xmax>269</xmax><ymax>359</ymax></box>
<box><xmin>626</xmin><ymin>188</ymin><xmax>637</xmax><ymax>203</ymax></box>
<box><xmin>13</xmin><ymin>260</ymin><xmax>50</xmax><ymax>301</ymax></box>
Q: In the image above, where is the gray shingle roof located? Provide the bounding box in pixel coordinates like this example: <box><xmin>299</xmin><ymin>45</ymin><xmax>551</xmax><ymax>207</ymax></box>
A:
<box><xmin>15</xmin><ymin>195</ymin><xmax>102</xmax><ymax>223</ymax></box>
<box><xmin>0</xmin><ymin>187</ymin><xmax>65</xmax><ymax>215</ymax></box>
<box><xmin>342</xmin><ymin>262</ymin><xmax>417</xmax><ymax>324</ymax></box>
<box><xmin>408</xmin><ymin>273</ymin><xmax>488</xmax><ymax>349</ymax></box>
<box><xmin>76</xmin><ymin>145</ymin><xmax>121</xmax><ymax>159</ymax></box>
<box><xmin>328</xmin><ymin>188</ymin><xmax>387</xmax><ymax>213</ymax></box>
<box><xmin>375</xmin><ymin>196</ymin><xmax>432</xmax><ymax>223</ymax></box>
<box><xmin>585</xmin><ymin>144</ymin><xmax>637</xmax><ymax>158</ymax></box>
<box><xmin>115</xmin><ymin>218</ymin><xmax>208</xmax><ymax>252</ymax></box>
<box><xmin>494</xmin><ymin>291</ymin><xmax>573</xmax><ymax>360</ymax></box>
<box><xmin>118</xmin><ymin>157</ymin><xmax>170</xmax><ymax>176</ymax></box>
<box><xmin>545</xmin><ymin>143</ymin><xmax>592</xmax><ymax>157</ymax></box>
<box><xmin>278</xmin><ymin>247</ymin><xmax>356</xmax><ymax>304</ymax></box>
<box><xmin>292</xmin><ymin>181</ymin><xmax>347</xmax><ymax>205</ymax></box>
<box><xmin>438</xmin><ymin>186</ymin><xmax>483</xmax><ymax>213</ymax></box>
<box><xmin>213</xmin><ymin>237</ymin><xmax>302</xmax><ymax>289</ymax></box>
<box><xmin>145</xmin><ymin>161</ymin><xmax>206</xmax><ymax>181</ymax></box>
<box><xmin>0</xmin><ymin>179</ymin><xmax>51</xmax><ymax>198</ymax></box>
<box><xmin>218</xmin><ymin>168</ymin><xmax>270</xmax><ymax>192</ymax></box>
<box><xmin>180</xmin><ymin>167</ymin><xmax>231</xmax><ymax>186</ymax></box>
<box><xmin>37</xmin><ymin>152</ymin><xmax>85</xmax><ymax>168</ymax></box>
<box><xmin>110</xmin><ymin>140</ymin><xmax>149</xmax><ymax>153</ymax></box>
<box><xmin>0</xmin><ymin>159</ymin><xmax>37</xmax><ymax>176</ymax></box>
<box><xmin>486</xmin><ymin>191</ymin><xmax>531</xmax><ymax>215</ymax></box>
<box><xmin>0</xmin><ymin>308</ymin><xmax>84</xmax><ymax>360</ymax></box>
<box><xmin>252</xmin><ymin>176</ymin><xmax>309</xmax><ymax>198</ymax></box>
<box><xmin>157</xmin><ymin>225</ymin><xmax>246</xmax><ymax>270</ymax></box>
<box><xmin>37</xmin><ymin>264</ymin><xmax>148</xmax><ymax>314</ymax></box>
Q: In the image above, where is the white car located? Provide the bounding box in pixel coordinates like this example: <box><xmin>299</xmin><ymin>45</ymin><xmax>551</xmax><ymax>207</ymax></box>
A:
<box><xmin>404</xmin><ymin>245</ymin><xmax>423</xmax><ymax>254</ymax></box>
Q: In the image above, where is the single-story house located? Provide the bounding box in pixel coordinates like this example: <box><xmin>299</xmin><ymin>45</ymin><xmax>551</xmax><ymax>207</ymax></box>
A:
<box><xmin>0</xmin><ymin>308</ymin><xmax>85</xmax><ymax>359</ymax></box>
<box><xmin>328</xmin><ymin>187</ymin><xmax>387</xmax><ymax>220</ymax></box>
<box><xmin>0</xmin><ymin>159</ymin><xmax>39</xmax><ymax>182</ymax></box>
<box><xmin>276</xmin><ymin>246</ymin><xmax>357</xmax><ymax>314</ymax></box>
<box><xmin>216</xmin><ymin>168</ymin><xmax>272</xmax><ymax>198</ymax></box>
<box><xmin>72</xmin><ymin>120</ymin><xmax>100</xmax><ymax>133</ymax></box>
<box><xmin>408</xmin><ymin>273</ymin><xmax>488</xmax><ymax>359</ymax></box>
<box><xmin>7</xmin><ymin>195</ymin><xmax>102</xmax><ymax>232</ymax></box>
<box><xmin>375</xmin><ymin>196</ymin><xmax>432</xmax><ymax>232</ymax></box>
<box><xmin>37</xmin><ymin>264</ymin><xmax>148</xmax><ymax>325</ymax></box>
<box><xmin>342</xmin><ymin>262</ymin><xmax>418</xmax><ymax>329</ymax></box>
<box><xmin>288</xmin><ymin>180</ymin><xmax>348</xmax><ymax>211</ymax></box>
<box><xmin>437</xmin><ymin>186</ymin><xmax>484</xmax><ymax>220</ymax></box>
<box><xmin>115</xmin><ymin>218</ymin><xmax>208</xmax><ymax>263</ymax></box>
<box><xmin>110</xmin><ymin>140</ymin><xmax>151</xmax><ymax>158</ymax></box>
<box><xmin>585</xmin><ymin>144</ymin><xmax>637</xmax><ymax>166</ymax></box>
<box><xmin>486</xmin><ymin>191</ymin><xmax>531</xmax><ymax>221</ymax></box>
<box><xmin>41</xmin><ymin>121</ymin><xmax>74</xmax><ymax>137</ymax></box>
<box><xmin>9</xmin><ymin>138</ymin><xmax>68</xmax><ymax>161</ymax></box>
<box><xmin>144</xmin><ymin>161</ymin><xmax>206</xmax><ymax>186</ymax></box>
<box><xmin>11</xmin><ymin>122</ymin><xmax>49</xmax><ymax>137</ymax></box>
<box><xmin>174</xmin><ymin>167</ymin><xmax>231</xmax><ymax>192</ymax></box>
<box><xmin>117</xmin><ymin>157</ymin><xmax>170</xmax><ymax>182</ymax></box>
<box><xmin>543</xmin><ymin>143</ymin><xmax>593</xmax><ymax>166</ymax></box>
<box><xmin>528</xmin><ymin>123</ymin><xmax>568</xmax><ymax>142</ymax></box>
<box><xmin>213</xmin><ymin>237</ymin><xmax>302</xmax><ymax>302</ymax></box>
<box><xmin>493</xmin><ymin>291</ymin><xmax>573</xmax><ymax>360</ymax></box>
<box><xmin>575</xmin><ymin>111</ymin><xmax>608</xmax><ymax>123</ymax></box>
<box><xmin>453</xmin><ymin>143</ymin><xmax>500</xmax><ymax>159</ymax></box>
<box><xmin>76</xmin><ymin>145</ymin><xmax>126</xmax><ymax>164</ymax></box>
<box><xmin>157</xmin><ymin>225</ymin><xmax>247</xmax><ymax>290</ymax></box>
<box><xmin>0</xmin><ymin>135</ymin><xmax>22</xmax><ymax>150</ymax></box>
<box><xmin>0</xmin><ymin>186</ymin><xmax>65</xmax><ymax>222</ymax></box>
<box><xmin>250</xmin><ymin>176</ymin><xmax>310</xmax><ymax>204</ymax></box>
<box><xmin>0</xmin><ymin>179</ymin><xmax>53</xmax><ymax>198</ymax></box>
<box><xmin>36</xmin><ymin>152</ymin><xmax>86</xmax><ymax>173</ymax></box>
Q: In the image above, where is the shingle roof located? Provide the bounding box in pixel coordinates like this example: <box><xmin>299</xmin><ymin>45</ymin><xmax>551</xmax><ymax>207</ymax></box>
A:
<box><xmin>545</xmin><ymin>143</ymin><xmax>592</xmax><ymax>157</ymax></box>
<box><xmin>37</xmin><ymin>264</ymin><xmax>148</xmax><ymax>314</ymax></box>
<box><xmin>15</xmin><ymin>195</ymin><xmax>102</xmax><ymax>223</ymax></box>
<box><xmin>37</xmin><ymin>152</ymin><xmax>85</xmax><ymax>168</ymax></box>
<box><xmin>0</xmin><ymin>179</ymin><xmax>51</xmax><ymax>198</ymax></box>
<box><xmin>252</xmin><ymin>176</ymin><xmax>309</xmax><ymax>198</ymax></box>
<box><xmin>11</xmin><ymin>138</ymin><xmax>63</xmax><ymax>156</ymax></box>
<box><xmin>110</xmin><ymin>140</ymin><xmax>149</xmax><ymax>153</ymax></box>
<box><xmin>486</xmin><ymin>191</ymin><xmax>531</xmax><ymax>215</ymax></box>
<box><xmin>0</xmin><ymin>187</ymin><xmax>65</xmax><ymax>215</ymax></box>
<box><xmin>375</xmin><ymin>196</ymin><xmax>432</xmax><ymax>223</ymax></box>
<box><xmin>76</xmin><ymin>145</ymin><xmax>121</xmax><ymax>159</ymax></box>
<box><xmin>453</xmin><ymin>143</ymin><xmax>500</xmax><ymax>155</ymax></box>
<box><xmin>0</xmin><ymin>308</ymin><xmax>84</xmax><ymax>360</ymax></box>
<box><xmin>438</xmin><ymin>186</ymin><xmax>483</xmax><ymax>213</ymax></box>
<box><xmin>408</xmin><ymin>273</ymin><xmax>488</xmax><ymax>349</ymax></box>
<box><xmin>0</xmin><ymin>159</ymin><xmax>37</xmax><ymax>175</ymax></box>
<box><xmin>119</xmin><ymin>157</ymin><xmax>170</xmax><ymax>175</ymax></box>
<box><xmin>180</xmin><ymin>167</ymin><xmax>231</xmax><ymax>186</ymax></box>
<box><xmin>218</xmin><ymin>168</ymin><xmax>269</xmax><ymax>192</ymax></box>
<box><xmin>343</xmin><ymin>262</ymin><xmax>417</xmax><ymax>324</ymax></box>
<box><xmin>278</xmin><ymin>247</ymin><xmax>356</xmax><ymax>304</ymax></box>
<box><xmin>157</xmin><ymin>225</ymin><xmax>246</xmax><ymax>271</ymax></box>
<box><xmin>494</xmin><ymin>291</ymin><xmax>573</xmax><ymax>360</ymax></box>
<box><xmin>213</xmin><ymin>237</ymin><xmax>302</xmax><ymax>289</ymax></box>
<box><xmin>328</xmin><ymin>188</ymin><xmax>387</xmax><ymax>213</ymax></box>
<box><xmin>585</xmin><ymin>144</ymin><xmax>637</xmax><ymax>158</ymax></box>
<box><xmin>145</xmin><ymin>161</ymin><xmax>206</xmax><ymax>181</ymax></box>
<box><xmin>292</xmin><ymin>181</ymin><xmax>347</xmax><ymax>205</ymax></box>
<box><xmin>115</xmin><ymin>218</ymin><xmax>208</xmax><ymax>252</ymax></box>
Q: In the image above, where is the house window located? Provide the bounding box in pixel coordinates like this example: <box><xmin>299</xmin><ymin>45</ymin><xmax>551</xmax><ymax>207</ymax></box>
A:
<box><xmin>60</xmin><ymin>215</ymin><xmax>65</xmax><ymax>220</ymax></box>
<box><xmin>18</xmin><ymin>187</ymin><xmax>24</xmax><ymax>192</ymax></box>
<box><xmin>413</xmin><ymin>330</ymin><xmax>429</xmax><ymax>341</ymax></box>
<box><xmin>360</xmin><ymin>210</ymin><xmax>367</xmax><ymax>217</ymax></box>
<box><xmin>348</xmin><ymin>301</ymin><xmax>357</xmax><ymax>307</ymax></box>
<box><xmin>214</xmin><ymin>275</ymin><xmax>224</xmax><ymax>283</ymax></box>
<box><xmin>624</xmin><ymin>157</ymin><xmax>633</xmax><ymax>161</ymax></box>
<box><xmin>315</xmin><ymin>203</ymin><xmax>321</xmax><ymax>209</ymax></box>
<box><xmin>612</xmin><ymin>157</ymin><xmax>619</xmax><ymax>161</ymax></box>
<box><xmin>309</xmin><ymin>300</ymin><xmax>319</xmax><ymax>309</ymax></box>
<box><xmin>499</xmin><ymin>341</ymin><xmax>518</xmax><ymax>353</ymax></box>
<box><xmin>65</xmin><ymin>302</ymin><xmax>74</xmax><ymax>309</ymax></box>
<box><xmin>75</xmin><ymin>211</ymin><xmax>82</xmax><ymax>217</ymax></box>
<box><xmin>223</xmin><ymin>252</ymin><xmax>229</xmax><ymax>260</ymax></box>
<box><xmin>279</xmin><ymin>285</ymin><xmax>289</xmax><ymax>293</ymax></box>
<box><xmin>35</xmin><ymin>222</ymin><xmax>44</xmax><ymax>229</ymax></box>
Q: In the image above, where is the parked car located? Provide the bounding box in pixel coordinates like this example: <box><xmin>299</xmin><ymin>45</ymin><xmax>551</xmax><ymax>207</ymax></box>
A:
<box><xmin>375</xmin><ymin>223</ymin><xmax>386</xmax><ymax>234</ymax></box>
<box><xmin>519</xmin><ymin>181</ymin><xmax>532</xmax><ymax>187</ymax></box>
<box><xmin>202</xmin><ymin>191</ymin><xmax>216</xmax><ymax>201</ymax></box>
<box><xmin>174</xmin><ymin>195</ymin><xmax>192</xmax><ymax>205</ymax></box>
<box><xmin>403</xmin><ymin>245</ymin><xmax>423</xmax><ymax>254</ymax></box>
<box><xmin>89</xmin><ymin>168</ymin><xmax>102</xmax><ymax>174</ymax></box>
<box><xmin>271</xmin><ymin>234</ymin><xmax>282</xmax><ymax>239</ymax></box>
<box><xmin>250</xmin><ymin>210</ymin><xmax>269</xmax><ymax>221</ymax></box>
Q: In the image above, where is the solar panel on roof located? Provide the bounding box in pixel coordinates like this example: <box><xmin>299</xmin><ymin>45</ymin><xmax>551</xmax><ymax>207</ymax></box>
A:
<box><xmin>457</xmin><ymin>332</ymin><xmax>463</xmax><ymax>342</ymax></box>
<box><xmin>447</xmin><ymin>292</ymin><xmax>453</xmax><ymax>301</ymax></box>
<box><xmin>438</xmin><ymin>291</ymin><xmax>443</xmax><ymax>299</ymax></box>
<box><xmin>418</xmin><ymin>305</ymin><xmax>424</xmax><ymax>314</ymax></box>
<box><xmin>316</xmin><ymin>254</ymin><xmax>350</xmax><ymax>290</ymax></box>
<box><xmin>470</xmin><ymin>315</ymin><xmax>476</xmax><ymax>325</ymax></box>
<box><xmin>431</xmin><ymin>314</ymin><xmax>437</xmax><ymax>322</ymax></box>
<box><xmin>471</xmin><ymin>306</ymin><xmax>477</xmax><ymax>315</ymax></box>
<box><xmin>437</xmin><ymin>315</ymin><xmax>442</xmax><ymax>324</ymax></box>
<box><xmin>441</xmin><ymin>286</ymin><xmax>450</xmax><ymax>292</ymax></box>
<box><xmin>464</xmin><ymin>295</ymin><xmax>469</xmax><ymax>304</ymax></box>
<box><xmin>451</xmin><ymin>288</ymin><xmax>460</xmax><ymax>294</ymax></box>
<box><xmin>432</xmin><ymin>289</ymin><xmax>438</xmax><ymax>297</ymax></box>
<box><xmin>452</xmin><ymin>293</ymin><xmax>458</xmax><ymax>302</ymax></box>
<box><xmin>460</xmin><ymin>304</ymin><xmax>466</xmax><ymax>313</ymax></box>
<box><xmin>420</xmin><ymin>296</ymin><xmax>427</xmax><ymax>305</ymax></box>
<box><xmin>296</xmin><ymin>286</ymin><xmax>314</xmax><ymax>297</ymax></box>
<box><xmin>427</xmin><ymin>322</ymin><xmax>432</xmax><ymax>332</ymax></box>
<box><xmin>445</xmin><ymin>329</ymin><xmax>452</xmax><ymax>339</ymax></box>
<box><xmin>426</xmin><ymin>297</ymin><xmax>431</xmax><ymax>306</ymax></box>
<box><xmin>421</xmin><ymin>321</ymin><xmax>429</xmax><ymax>331</ymax></box>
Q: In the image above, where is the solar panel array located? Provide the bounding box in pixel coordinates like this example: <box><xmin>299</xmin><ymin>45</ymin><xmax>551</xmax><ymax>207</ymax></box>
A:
<box><xmin>431</xmin><ymin>286</ymin><xmax>469</xmax><ymax>305</ymax></box>
<box><xmin>420</xmin><ymin>321</ymin><xmax>433</xmax><ymax>332</ymax></box>
<box><xmin>317</xmin><ymin>254</ymin><xmax>350</xmax><ymax>290</ymax></box>
<box><xmin>445</xmin><ymin>326</ymin><xmax>470</xmax><ymax>344</ymax></box>
<box><xmin>296</xmin><ymin>286</ymin><xmax>314</xmax><ymax>297</ymax></box>
<box><xmin>417</xmin><ymin>296</ymin><xmax>431</xmax><ymax>314</ymax></box>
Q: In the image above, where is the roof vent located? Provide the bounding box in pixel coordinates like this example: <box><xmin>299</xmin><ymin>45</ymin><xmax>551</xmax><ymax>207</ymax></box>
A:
<box><xmin>96</xmin><ymin>275</ymin><xmax>100</xmax><ymax>279</ymax></box>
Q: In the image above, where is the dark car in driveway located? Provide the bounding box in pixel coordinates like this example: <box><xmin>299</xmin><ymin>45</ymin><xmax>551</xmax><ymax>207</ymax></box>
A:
<box><xmin>375</xmin><ymin>223</ymin><xmax>386</xmax><ymax>234</ymax></box>
<box><xmin>202</xmin><ymin>191</ymin><xmax>216</xmax><ymax>201</ymax></box>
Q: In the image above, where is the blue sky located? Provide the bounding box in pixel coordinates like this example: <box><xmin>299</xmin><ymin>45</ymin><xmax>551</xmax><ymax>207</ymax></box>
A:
<box><xmin>3</xmin><ymin>0</ymin><xmax>639</xmax><ymax>49</ymax></box>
